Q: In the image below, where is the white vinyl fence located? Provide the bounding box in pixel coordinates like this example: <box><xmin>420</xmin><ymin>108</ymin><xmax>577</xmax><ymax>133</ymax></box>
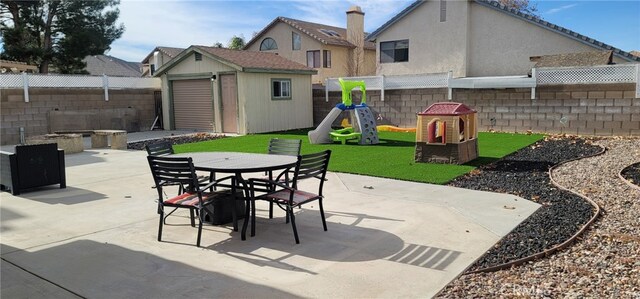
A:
<box><xmin>326</xmin><ymin>64</ymin><xmax>640</xmax><ymax>101</ymax></box>
<box><xmin>0</xmin><ymin>73</ymin><xmax>161</xmax><ymax>102</ymax></box>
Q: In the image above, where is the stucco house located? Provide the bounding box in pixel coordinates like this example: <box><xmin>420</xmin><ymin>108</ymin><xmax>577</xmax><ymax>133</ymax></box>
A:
<box><xmin>244</xmin><ymin>6</ymin><xmax>376</xmax><ymax>85</ymax></box>
<box><xmin>141</xmin><ymin>46</ymin><xmax>185</xmax><ymax>77</ymax></box>
<box><xmin>366</xmin><ymin>0</ymin><xmax>640</xmax><ymax>77</ymax></box>
<box><xmin>154</xmin><ymin>45</ymin><xmax>316</xmax><ymax>134</ymax></box>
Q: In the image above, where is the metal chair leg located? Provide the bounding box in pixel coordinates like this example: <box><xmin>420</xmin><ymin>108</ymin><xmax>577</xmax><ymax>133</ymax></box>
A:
<box><xmin>289</xmin><ymin>206</ymin><xmax>300</xmax><ymax>244</ymax></box>
<box><xmin>319</xmin><ymin>198</ymin><xmax>327</xmax><ymax>231</ymax></box>
<box><xmin>158</xmin><ymin>211</ymin><xmax>164</xmax><ymax>242</ymax></box>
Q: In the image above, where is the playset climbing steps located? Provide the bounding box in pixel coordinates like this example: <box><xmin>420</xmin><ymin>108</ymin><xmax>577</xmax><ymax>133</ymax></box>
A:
<box><xmin>354</xmin><ymin>105</ymin><xmax>379</xmax><ymax>145</ymax></box>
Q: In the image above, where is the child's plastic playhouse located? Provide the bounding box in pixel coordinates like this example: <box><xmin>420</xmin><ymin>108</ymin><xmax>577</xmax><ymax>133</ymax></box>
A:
<box><xmin>308</xmin><ymin>78</ymin><xmax>379</xmax><ymax>145</ymax></box>
<box><xmin>415</xmin><ymin>102</ymin><xmax>478</xmax><ymax>164</ymax></box>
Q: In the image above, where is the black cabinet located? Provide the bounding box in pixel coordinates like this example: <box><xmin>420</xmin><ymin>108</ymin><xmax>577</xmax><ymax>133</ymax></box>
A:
<box><xmin>1</xmin><ymin>143</ymin><xmax>66</xmax><ymax>195</ymax></box>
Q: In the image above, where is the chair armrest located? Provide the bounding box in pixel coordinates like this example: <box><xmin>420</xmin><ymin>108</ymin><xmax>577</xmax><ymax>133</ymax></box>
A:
<box><xmin>199</xmin><ymin>175</ymin><xmax>235</xmax><ymax>191</ymax></box>
<box><xmin>248</xmin><ymin>178</ymin><xmax>295</xmax><ymax>192</ymax></box>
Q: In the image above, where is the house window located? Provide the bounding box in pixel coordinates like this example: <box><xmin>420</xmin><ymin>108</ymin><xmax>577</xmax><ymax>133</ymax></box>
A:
<box><xmin>272</xmin><ymin>79</ymin><xmax>291</xmax><ymax>100</ymax></box>
<box><xmin>292</xmin><ymin>32</ymin><xmax>301</xmax><ymax>50</ymax></box>
<box><xmin>380</xmin><ymin>40</ymin><xmax>409</xmax><ymax>63</ymax></box>
<box><xmin>307</xmin><ymin>50</ymin><xmax>320</xmax><ymax>68</ymax></box>
<box><xmin>194</xmin><ymin>53</ymin><xmax>202</xmax><ymax>61</ymax></box>
<box><xmin>440</xmin><ymin>0</ymin><xmax>446</xmax><ymax>22</ymax></box>
<box><xmin>150</xmin><ymin>64</ymin><xmax>155</xmax><ymax>76</ymax></box>
<box><xmin>323</xmin><ymin>50</ymin><xmax>331</xmax><ymax>68</ymax></box>
<box><xmin>260</xmin><ymin>38</ymin><xmax>278</xmax><ymax>51</ymax></box>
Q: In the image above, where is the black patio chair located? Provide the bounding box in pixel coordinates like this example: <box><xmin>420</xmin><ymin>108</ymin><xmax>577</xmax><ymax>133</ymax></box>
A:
<box><xmin>260</xmin><ymin>138</ymin><xmax>302</xmax><ymax>218</ymax></box>
<box><xmin>248</xmin><ymin>150</ymin><xmax>331</xmax><ymax>244</ymax></box>
<box><xmin>147</xmin><ymin>155</ymin><xmax>235</xmax><ymax>247</ymax></box>
<box><xmin>145</xmin><ymin>141</ymin><xmax>215</xmax><ymax>193</ymax></box>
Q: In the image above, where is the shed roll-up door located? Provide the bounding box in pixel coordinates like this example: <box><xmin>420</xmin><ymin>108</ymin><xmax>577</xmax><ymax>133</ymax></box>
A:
<box><xmin>172</xmin><ymin>79</ymin><xmax>214</xmax><ymax>131</ymax></box>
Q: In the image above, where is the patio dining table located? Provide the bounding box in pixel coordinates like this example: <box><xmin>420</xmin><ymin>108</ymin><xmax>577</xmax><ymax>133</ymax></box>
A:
<box><xmin>171</xmin><ymin>152</ymin><xmax>298</xmax><ymax>240</ymax></box>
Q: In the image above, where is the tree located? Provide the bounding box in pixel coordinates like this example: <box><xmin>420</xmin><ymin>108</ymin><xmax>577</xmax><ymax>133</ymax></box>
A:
<box><xmin>0</xmin><ymin>0</ymin><xmax>125</xmax><ymax>73</ymax></box>
<box><xmin>227</xmin><ymin>35</ymin><xmax>245</xmax><ymax>50</ymax></box>
<box><xmin>499</xmin><ymin>0</ymin><xmax>538</xmax><ymax>17</ymax></box>
<box><xmin>212</xmin><ymin>41</ymin><xmax>224</xmax><ymax>48</ymax></box>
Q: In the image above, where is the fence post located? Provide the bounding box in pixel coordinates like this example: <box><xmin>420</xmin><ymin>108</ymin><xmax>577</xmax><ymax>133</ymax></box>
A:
<box><xmin>103</xmin><ymin>74</ymin><xmax>109</xmax><ymax>101</ymax></box>
<box><xmin>447</xmin><ymin>71</ymin><xmax>453</xmax><ymax>101</ymax></box>
<box><xmin>325</xmin><ymin>78</ymin><xmax>329</xmax><ymax>102</ymax></box>
<box><xmin>22</xmin><ymin>72</ymin><xmax>29</xmax><ymax>102</ymax></box>
<box><xmin>531</xmin><ymin>68</ymin><xmax>537</xmax><ymax>100</ymax></box>
<box><xmin>380</xmin><ymin>75</ymin><xmax>385</xmax><ymax>102</ymax></box>
<box><xmin>636</xmin><ymin>64</ymin><xmax>640</xmax><ymax>98</ymax></box>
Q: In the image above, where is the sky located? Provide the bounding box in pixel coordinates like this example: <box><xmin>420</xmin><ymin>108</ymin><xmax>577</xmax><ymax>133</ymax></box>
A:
<box><xmin>7</xmin><ymin>0</ymin><xmax>640</xmax><ymax>62</ymax></box>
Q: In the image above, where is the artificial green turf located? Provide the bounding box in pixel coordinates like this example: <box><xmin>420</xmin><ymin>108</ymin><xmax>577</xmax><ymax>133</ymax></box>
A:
<box><xmin>174</xmin><ymin>130</ymin><xmax>544</xmax><ymax>184</ymax></box>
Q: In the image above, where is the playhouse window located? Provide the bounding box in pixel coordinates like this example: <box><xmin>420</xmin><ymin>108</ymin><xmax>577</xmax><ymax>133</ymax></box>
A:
<box><xmin>427</xmin><ymin>119</ymin><xmax>446</xmax><ymax>144</ymax></box>
<box><xmin>459</xmin><ymin>117</ymin><xmax>465</xmax><ymax>142</ymax></box>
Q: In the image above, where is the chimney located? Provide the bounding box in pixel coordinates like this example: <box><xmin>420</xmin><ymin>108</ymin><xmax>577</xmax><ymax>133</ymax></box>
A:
<box><xmin>346</xmin><ymin>6</ymin><xmax>365</xmax><ymax>76</ymax></box>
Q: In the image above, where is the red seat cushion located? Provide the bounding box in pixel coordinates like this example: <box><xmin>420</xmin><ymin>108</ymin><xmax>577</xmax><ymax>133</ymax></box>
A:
<box><xmin>164</xmin><ymin>192</ymin><xmax>215</xmax><ymax>207</ymax></box>
<box><xmin>263</xmin><ymin>189</ymin><xmax>319</xmax><ymax>205</ymax></box>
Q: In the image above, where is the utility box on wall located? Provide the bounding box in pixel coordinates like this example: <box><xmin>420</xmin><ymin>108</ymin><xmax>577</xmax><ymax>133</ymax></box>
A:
<box><xmin>415</xmin><ymin>102</ymin><xmax>478</xmax><ymax>164</ymax></box>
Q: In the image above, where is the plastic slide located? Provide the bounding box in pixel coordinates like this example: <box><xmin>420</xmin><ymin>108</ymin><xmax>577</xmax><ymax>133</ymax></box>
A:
<box><xmin>377</xmin><ymin>125</ymin><xmax>416</xmax><ymax>133</ymax></box>
<box><xmin>308</xmin><ymin>107</ymin><xmax>342</xmax><ymax>144</ymax></box>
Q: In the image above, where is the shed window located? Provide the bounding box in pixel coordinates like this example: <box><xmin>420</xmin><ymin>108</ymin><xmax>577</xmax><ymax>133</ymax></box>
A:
<box><xmin>260</xmin><ymin>38</ymin><xmax>278</xmax><ymax>51</ymax></box>
<box><xmin>323</xmin><ymin>50</ymin><xmax>331</xmax><ymax>68</ymax></box>
<box><xmin>292</xmin><ymin>32</ymin><xmax>301</xmax><ymax>50</ymax></box>
<box><xmin>194</xmin><ymin>53</ymin><xmax>202</xmax><ymax>61</ymax></box>
<box><xmin>272</xmin><ymin>79</ymin><xmax>291</xmax><ymax>100</ymax></box>
<box><xmin>440</xmin><ymin>0</ymin><xmax>446</xmax><ymax>22</ymax></box>
<box><xmin>380</xmin><ymin>40</ymin><xmax>409</xmax><ymax>63</ymax></box>
<box><xmin>307</xmin><ymin>50</ymin><xmax>320</xmax><ymax>68</ymax></box>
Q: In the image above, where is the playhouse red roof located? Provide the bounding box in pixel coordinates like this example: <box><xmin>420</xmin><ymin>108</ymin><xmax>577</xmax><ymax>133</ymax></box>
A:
<box><xmin>418</xmin><ymin>102</ymin><xmax>476</xmax><ymax>116</ymax></box>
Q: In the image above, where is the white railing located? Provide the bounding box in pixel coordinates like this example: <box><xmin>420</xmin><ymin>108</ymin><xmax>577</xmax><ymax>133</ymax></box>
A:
<box><xmin>535</xmin><ymin>64</ymin><xmax>637</xmax><ymax>85</ymax></box>
<box><xmin>385</xmin><ymin>72</ymin><xmax>449</xmax><ymax>89</ymax></box>
<box><xmin>0</xmin><ymin>73</ymin><xmax>161</xmax><ymax>102</ymax></box>
<box><xmin>326</xmin><ymin>64</ymin><xmax>640</xmax><ymax>101</ymax></box>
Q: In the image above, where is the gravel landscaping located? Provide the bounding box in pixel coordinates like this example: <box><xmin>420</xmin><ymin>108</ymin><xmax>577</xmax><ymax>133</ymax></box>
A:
<box><xmin>439</xmin><ymin>137</ymin><xmax>640</xmax><ymax>298</ymax></box>
<box><xmin>448</xmin><ymin>136</ymin><xmax>603</xmax><ymax>270</ymax></box>
<box><xmin>127</xmin><ymin>132</ymin><xmax>224</xmax><ymax>150</ymax></box>
<box><xmin>621</xmin><ymin>162</ymin><xmax>640</xmax><ymax>188</ymax></box>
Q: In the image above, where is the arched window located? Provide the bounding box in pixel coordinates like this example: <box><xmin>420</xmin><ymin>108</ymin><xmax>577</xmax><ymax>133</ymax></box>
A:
<box><xmin>260</xmin><ymin>38</ymin><xmax>278</xmax><ymax>51</ymax></box>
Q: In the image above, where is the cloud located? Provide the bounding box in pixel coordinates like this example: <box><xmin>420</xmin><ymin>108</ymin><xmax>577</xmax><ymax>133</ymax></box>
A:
<box><xmin>113</xmin><ymin>0</ymin><xmax>271</xmax><ymax>61</ymax></box>
<box><xmin>110</xmin><ymin>0</ymin><xmax>414</xmax><ymax>62</ymax></box>
<box><xmin>544</xmin><ymin>3</ymin><xmax>578</xmax><ymax>15</ymax></box>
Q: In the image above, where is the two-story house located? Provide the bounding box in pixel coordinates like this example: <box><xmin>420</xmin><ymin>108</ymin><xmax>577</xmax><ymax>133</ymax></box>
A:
<box><xmin>366</xmin><ymin>0</ymin><xmax>640</xmax><ymax>77</ymax></box>
<box><xmin>244</xmin><ymin>6</ymin><xmax>376</xmax><ymax>85</ymax></box>
<box><xmin>141</xmin><ymin>46</ymin><xmax>185</xmax><ymax>77</ymax></box>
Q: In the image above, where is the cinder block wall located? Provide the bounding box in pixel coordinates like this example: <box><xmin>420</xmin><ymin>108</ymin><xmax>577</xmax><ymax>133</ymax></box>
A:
<box><xmin>312</xmin><ymin>83</ymin><xmax>640</xmax><ymax>136</ymax></box>
<box><xmin>1</xmin><ymin>88</ymin><xmax>158</xmax><ymax>145</ymax></box>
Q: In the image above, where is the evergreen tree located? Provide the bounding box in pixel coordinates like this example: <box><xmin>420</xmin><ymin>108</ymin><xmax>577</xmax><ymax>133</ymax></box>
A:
<box><xmin>0</xmin><ymin>0</ymin><xmax>125</xmax><ymax>73</ymax></box>
<box><xmin>227</xmin><ymin>35</ymin><xmax>245</xmax><ymax>50</ymax></box>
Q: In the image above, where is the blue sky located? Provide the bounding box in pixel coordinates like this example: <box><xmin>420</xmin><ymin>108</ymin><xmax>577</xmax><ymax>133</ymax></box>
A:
<box><xmin>18</xmin><ymin>0</ymin><xmax>640</xmax><ymax>62</ymax></box>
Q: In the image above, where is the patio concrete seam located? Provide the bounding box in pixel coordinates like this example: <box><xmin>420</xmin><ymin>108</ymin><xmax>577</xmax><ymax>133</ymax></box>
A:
<box><xmin>1</xmin><ymin>218</ymin><xmax>157</xmax><ymax>256</ymax></box>
<box><xmin>1</xmin><ymin>257</ymin><xmax>86</xmax><ymax>299</ymax></box>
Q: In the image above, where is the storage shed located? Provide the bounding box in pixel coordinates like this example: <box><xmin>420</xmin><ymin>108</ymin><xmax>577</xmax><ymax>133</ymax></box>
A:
<box><xmin>154</xmin><ymin>46</ymin><xmax>316</xmax><ymax>134</ymax></box>
<box><xmin>415</xmin><ymin>102</ymin><xmax>478</xmax><ymax>164</ymax></box>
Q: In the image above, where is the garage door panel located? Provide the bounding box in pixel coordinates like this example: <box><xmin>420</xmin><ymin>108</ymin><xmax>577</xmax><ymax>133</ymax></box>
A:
<box><xmin>172</xmin><ymin>79</ymin><xmax>214</xmax><ymax>131</ymax></box>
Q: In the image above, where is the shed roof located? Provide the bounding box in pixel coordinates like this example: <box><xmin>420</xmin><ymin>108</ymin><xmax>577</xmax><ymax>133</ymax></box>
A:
<box><xmin>244</xmin><ymin>16</ymin><xmax>375</xmax><ymax>50</ymax></box>
<box><xmin>154</xmin><ymin>46</ymin><xmax>317</xmax><ymax>76</ymax></box>
<box><xmin>419</xmin><ymin>102</ymin><xmax>476</xmax><ymax>116</ymax></box>
<box><xmin>366</xmin><ymin>0</ymin><xmax>640</xmax><ymax>62</ymax></box>
<box><xmin>530</xmin><ymin>50</ymin><xmax>613</xmax><ymax>68</ymax></box>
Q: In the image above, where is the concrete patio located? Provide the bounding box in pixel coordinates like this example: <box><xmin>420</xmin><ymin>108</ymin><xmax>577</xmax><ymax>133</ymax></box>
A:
<box><xmin>1</xmin><ymin>143</ymin><xmax>539</xmax><ymax>298</ymax></box>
